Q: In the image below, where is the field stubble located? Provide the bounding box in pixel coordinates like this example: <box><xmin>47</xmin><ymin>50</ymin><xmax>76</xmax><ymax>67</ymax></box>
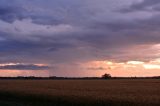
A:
<box><xmin>0</xmin><ymin>79</ymin><xmax>159</xmax><ymax>106</ymax></box>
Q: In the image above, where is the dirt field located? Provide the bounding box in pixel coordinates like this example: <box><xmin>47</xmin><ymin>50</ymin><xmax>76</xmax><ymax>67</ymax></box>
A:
<box><xmin>0</xmin><ymin>79</ymin><xmax>159</xmax><ymax>106</ymax></box>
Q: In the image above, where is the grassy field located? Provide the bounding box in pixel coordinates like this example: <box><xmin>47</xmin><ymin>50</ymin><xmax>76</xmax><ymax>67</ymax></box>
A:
<box><xmin>0</xmin><ymin>79</ymin><xmax>159</xmax><ymax>106</ymax></box>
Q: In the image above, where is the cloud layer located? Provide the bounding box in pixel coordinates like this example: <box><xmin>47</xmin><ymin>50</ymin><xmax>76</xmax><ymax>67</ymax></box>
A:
<box><xmin>0</xmin><ymin>0</ymin><xmax>160</xmax><ymax>77</ymax></box>
<box><xmin>0</xmin><ymin>63</ymin><xmax>49</xmax><ymax>70</ymax></box>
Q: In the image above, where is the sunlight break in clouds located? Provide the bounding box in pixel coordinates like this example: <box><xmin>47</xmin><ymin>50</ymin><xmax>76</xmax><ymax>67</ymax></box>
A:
<box><xmin>84</xmin><ymin>59</ymin><xmax>160</xmax><ymax>77</ymax></box>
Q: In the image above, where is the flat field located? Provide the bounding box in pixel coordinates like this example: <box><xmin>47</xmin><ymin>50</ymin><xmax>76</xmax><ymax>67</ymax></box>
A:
<box><xmin>0</xmin><ymin>79</ymin><xmax>159</xmax><ymax>106</ymax></box>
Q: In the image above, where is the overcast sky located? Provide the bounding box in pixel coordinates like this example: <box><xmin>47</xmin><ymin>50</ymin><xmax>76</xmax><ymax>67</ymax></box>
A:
<box><xmin>0</xmin><ymin>0</ymin><xmax>160</xmax><ymax>77</ymax></box>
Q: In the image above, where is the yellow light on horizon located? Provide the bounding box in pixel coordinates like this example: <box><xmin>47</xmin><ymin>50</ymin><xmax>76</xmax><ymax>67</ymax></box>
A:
<box><xmin>105</xmin><ymin>61</ymin><xmax>113</xmax><ymax>65</ymax></box>
<box><xmin>143</xmin><ymin>64</ymin><xmax>160</xmax><ymax>69</ymax></box>
<box><xmin>127</xmin><ymin>61</ymin><xmax>144</xmax><ymax>65</ymax></box>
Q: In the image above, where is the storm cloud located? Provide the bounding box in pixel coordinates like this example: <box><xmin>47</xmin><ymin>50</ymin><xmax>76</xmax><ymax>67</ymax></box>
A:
<box><xmin>0</xmin><ymin>0</ymin><xmax>160</xmax><ymax>76</ymax></box>
<box><xmin>119</xmin><ymin>0</ymin><xmax>160</xmax><ymax>12</ymax></box>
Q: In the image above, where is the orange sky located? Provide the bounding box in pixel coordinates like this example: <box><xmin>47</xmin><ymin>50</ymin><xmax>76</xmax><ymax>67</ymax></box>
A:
<box><xmin>0</xmin><ymin>59</ymin><xmax>160</xmax><ymax>77</ymax></box>
<box><xmin>78</xmin><ymin>59</ymin><xmax>160</xmax><ymax>77</ymax></box>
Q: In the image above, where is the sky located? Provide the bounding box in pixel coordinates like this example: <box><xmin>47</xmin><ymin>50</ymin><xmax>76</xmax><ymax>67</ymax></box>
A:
<box><xmin>0</xmin><ymin>0</ymin><xmax>160</xmax><ymax>77</ymax></box>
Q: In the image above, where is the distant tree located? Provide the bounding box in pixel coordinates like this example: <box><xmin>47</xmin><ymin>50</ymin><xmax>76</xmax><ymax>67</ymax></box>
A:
<box><xmin>102</xmin><ymin>73</ymin><xmax>111</xmax><ymax>79</ymax></box>
<box><xmin>49</xmin><ymin>76</ymin><xmax>57</xmax><ymax>79</ymax></box>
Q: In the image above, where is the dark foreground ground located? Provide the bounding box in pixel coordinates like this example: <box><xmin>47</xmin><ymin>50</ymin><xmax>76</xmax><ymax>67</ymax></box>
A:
<box><xmin>0</xmin><ymin>79</ymin><xmax>159</xmax><ymax>106</ymax></box>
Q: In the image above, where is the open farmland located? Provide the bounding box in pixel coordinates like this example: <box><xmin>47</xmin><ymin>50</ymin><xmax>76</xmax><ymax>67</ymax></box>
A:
<box><xmin>0</xmin><ymin>79</ymin><xmax>159</xmax><ymax>106</ymax></box>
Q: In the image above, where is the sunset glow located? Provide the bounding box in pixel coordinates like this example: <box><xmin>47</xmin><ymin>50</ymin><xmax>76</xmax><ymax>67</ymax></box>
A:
<box><xmin>82</xmin><ymin>59</ymin><xmax>160</xmax><ymax>77</ymax></box>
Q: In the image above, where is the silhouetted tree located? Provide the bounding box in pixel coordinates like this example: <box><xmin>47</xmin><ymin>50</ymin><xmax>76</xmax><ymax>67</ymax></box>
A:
<box><xmin>102</xmin><ymin>73</ymin><xmax>111</xmax><ymax>79</ymax></box>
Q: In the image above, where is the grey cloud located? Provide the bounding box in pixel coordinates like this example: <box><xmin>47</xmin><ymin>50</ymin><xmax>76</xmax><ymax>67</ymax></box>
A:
<box><xmin>0</xmin><ymin>37</ymin><xmax>75</xmax><ymax>63</ymax></box>
<box><xmin>0</xmin><ymin>0</ymin><xmax>160</xmax><ymax>65</ymax></box>
<box><xmin>0</xmin><ymin>0</ymin><xmax>90</xmax><ymax>26</ymax></box>
<box><xmin>0</xmin><ymin>6</ymin><xmax>27</xmax><ymax>23</ymax></box>
<box><xmin>0</xmin><ymin>64</ymin><xmax>49</xmax><ymax>70</ymax></box>
<box><xmin>0</xmin><ymin>5</ymin><xmax>61</xmax><ymax>25</ymax></box>
<box><xmin>87</xmin><ymin>67</ymin><xmax>107</xmax><ymax>70</ymax></box>
<box><xmin>119</xmin><ymin>0</ymin><xmax>160</xmax><ymax>13</ymax></box>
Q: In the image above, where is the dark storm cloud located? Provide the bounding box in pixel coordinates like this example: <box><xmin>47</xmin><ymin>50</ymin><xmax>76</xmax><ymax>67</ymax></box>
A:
<box><xmin>0</xmin><ymin>6</ymin><xmax>27</xmax><ymax>23</ymax></box>
<box><xmin>0</xmin><ymin>0</ymin><xmax>160</xmax><ymax>67</ymax></box>
<box><xmin>0</xmin><ymin>0</ymin><xmax>89</xmax><ymax>25</ymax></box>
<box><xmin>0</xmin><ymin>38</ymin><xmax>73</xmax><ymax>52</ymax></box>
<box><xmin>0</xmin><ymin>6</ymin><xmax>59</xmax><ymax>25</ymax></box>
<box><xmin>0</xmin><ymin>64</ymin><xmax>49</xmax><ymax>70</ymax></box>
<box><xmin>80</xmin><ymin>16</ymin><xmax>160</xmax><ymax>48</ymax></box>
<box><xmin>119</xmin><ymin>0</ymin><xmax>160</xmax><ymax>13</ymax></box>
<box><xmin>0</xmin><ymin>34</ymin><xmax>75</xmax><ymax>64</ymax></box>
